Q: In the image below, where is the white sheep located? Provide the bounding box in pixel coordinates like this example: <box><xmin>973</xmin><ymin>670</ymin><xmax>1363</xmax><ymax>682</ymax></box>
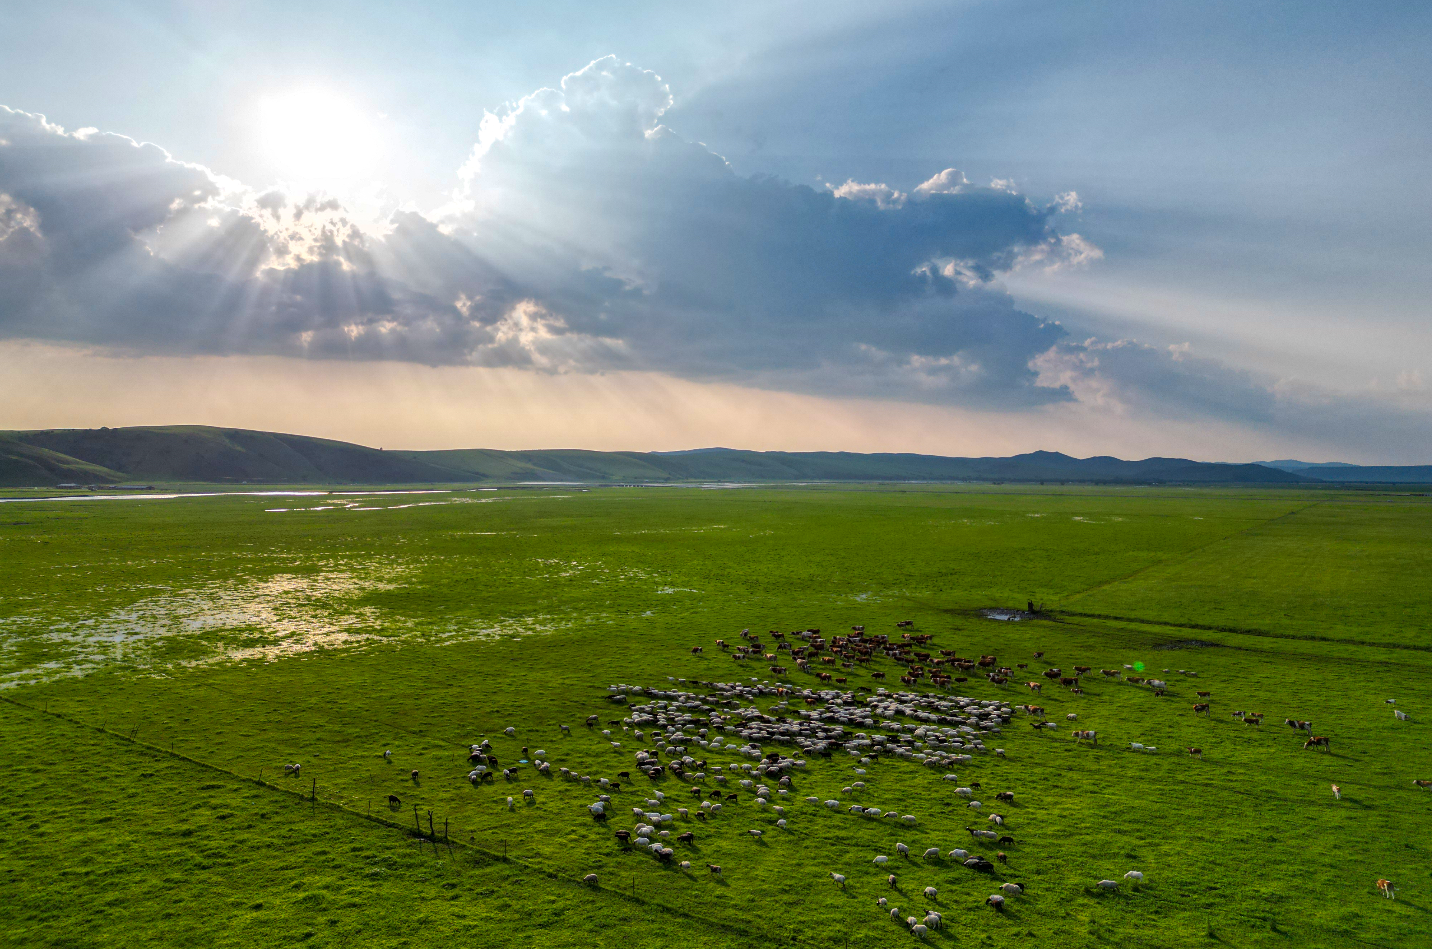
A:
<box><xmin>583</xmin><ymin>873</ymin><xmax>598</xmax><ymax>885</ymax></box>
<box><xmin>1000</xmin><ymin>882</ymin><xmax>1022</xmax><ymax>896</ymax></box>
<box><xmin>1067</xmin><ymin>713</ymin><xmax>1078</xmax><ymax>721</ymax></box>
<box><xmin>504</xmin><ymin>727</ymin><xmax>516</xmax><ymax>736</ymax></box>
<box><xmin>776</xmin><ymin>819</ymin><xmax>787</xmax><ymax>828</ymax></box>
<box><xmin>923</xmin><ymin>848</ymin><xmax>941</xmax><ymax>859</ymax></box>
<box><xmin>896</xmin><ymin>842</ymin><xmax>910</xmax><ymax>856</ymax></box>
<box><xmin>874</xmin><ymin>855</ymin><xmax>890</xmax><ymax>865</ymax></box>
<box><xmin>830</xmin><ymin>872</ymin><xmax>846</xmax><ymax>887</ymax></box>
<box><xmin>967</xmin><ymin>801</ymin><xmax>982</xmax><ymax>809</ymax></box>
<box><xmin>911</xmin><ymin>924</ymin><xmax>929</xmax><ymax>938</ymax></box>
<box><xmin>923</xmin><ymin>886</ymin><xmax>937</xmax><ymax>900</ymax></box>
<box><xmin>902</xmin><ymin>814</ymin><xmax>918</xmax><ymax>824</ymax></box>
<box><xmin>1124</xmin><ymin>871</ymin><xmax>1144</xmax><ymax>882</ymax></box>
<box><xmin>824</xmin><ymin>799</ymin><xmax>841</xmax><ymax>809</ymax></box>
<box><xmin>949</xmin><ymin>849</ymin><xmax>969</xmax><ymax>860</ymax></box>
<box><xmin>1095</xmin><ymin>879</ymin><xmax>1119</xmax><ymax>890</ymax></box>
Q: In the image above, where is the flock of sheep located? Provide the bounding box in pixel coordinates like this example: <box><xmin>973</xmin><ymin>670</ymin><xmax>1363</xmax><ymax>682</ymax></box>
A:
<box><xmin>368</xmin><ymin>618</ymin><xmax>1419</xmax><ymax>936</ymax></box>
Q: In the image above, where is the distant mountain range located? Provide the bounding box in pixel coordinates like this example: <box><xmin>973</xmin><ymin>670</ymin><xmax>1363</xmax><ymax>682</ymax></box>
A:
<box><xmin>1</xmin><ymin>425</ymin><xmax>1428</xmax><ymax>486</ymax></box>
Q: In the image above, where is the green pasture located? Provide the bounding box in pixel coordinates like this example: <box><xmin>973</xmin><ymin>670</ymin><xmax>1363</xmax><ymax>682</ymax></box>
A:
<box><xmin>1</xmin><ymin>484</ymin><xmax>1429</xmax><ymax>948</ymax></box>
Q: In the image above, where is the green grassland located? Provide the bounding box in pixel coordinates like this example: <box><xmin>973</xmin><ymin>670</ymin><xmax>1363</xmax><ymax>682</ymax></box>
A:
<box><xmin>1</xmin><ymin>484</ymin><xmax>1429</xmax><ymax>948</ymax></box>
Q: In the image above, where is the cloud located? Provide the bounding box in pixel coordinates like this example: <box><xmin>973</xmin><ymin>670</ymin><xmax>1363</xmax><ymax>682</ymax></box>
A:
<box><xmin>1036</xmin><ymin>337</ymin><xmax>1432</xmax><ymax>455</ymax></box>
<box><xmin>4</xmin><ymin>58</ymin><xmax>1429</xmax><ymax>457</ymax></box>
<box><xmin>0</xmin><ymin>59</ymin><xmax>1094</xmax><ymax>404</ymax></box>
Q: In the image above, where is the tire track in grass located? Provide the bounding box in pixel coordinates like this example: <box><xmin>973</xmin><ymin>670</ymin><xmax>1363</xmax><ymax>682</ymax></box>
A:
<box><xmin>0</xmin><ymin>694</ymin><xmax>775</xmax><ymax>949</ymax></box>
<box><xmin>1052</xmin><ymin>610</ymin><xmax>1432</xmax><ymax>654</ymax></box>
<box><xmin>1059</xmin><ymin>501</ymin><xmax>1322</xmax><ymax>604</ymax></box>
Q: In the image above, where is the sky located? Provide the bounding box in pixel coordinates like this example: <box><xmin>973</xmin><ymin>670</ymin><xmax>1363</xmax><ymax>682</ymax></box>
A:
<box><xmin>2</xmin><ymin>0</ymin><xmax>1430</xmax><ymax>462</ymax></box>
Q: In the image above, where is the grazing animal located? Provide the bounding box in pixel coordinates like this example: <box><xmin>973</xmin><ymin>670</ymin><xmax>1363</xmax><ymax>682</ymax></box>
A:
<box><xmin>707</xmin><ymin>864</ymin><xmax>721</xmax><ymax>875</ymax></box>
<box><xmin>1193</xmin><ymin>703</ymin><xmax>1211</xmax><ymax>716</ymax></box>
<box><xmin>1304</xmin><ymin>736</ymin><xmax>1331</xmax><ymax>751</ymax></box>
<box><xmin>387</xmin><ymin>794</ymin><xmax>401</xmax><ymax>806</ymax></box>
<box><xmin>911</xmin><ymin>924</ymin><xmax>929</xmax><ymax>938</ymax></box>
<box><xmin>283</xmin><ymin>763</ymin><xmax>301</xmax><ymax>776</ymax></box>
<box><xmin>1332</xmin><ymin>784</ymin><xmax>1341</xmax><ymax>800</ymax></box>
<box><xmin>677</xmin><ymin>832</ymin><xmax>694</xmax><ymax>843</ymax></box>
<box><xmin>382</xmin><ymin>750</ymin><xmax>391</xmax><ymax>760</ymax></box>
<box><xmin>1072</xmin><ymin>729</ymin><xmax>1097</xmax><ymax>744</ymax></box>
<box><xmin>1095</xmin><ymin>879</ymin><xmax>1119</xmax><ymax>891</ymax></box>
<box><xmin>1187</xmin><ymin>747</ymin><xmax>1202</xmax><ymax>758</ymax></box>
<box><xmin>888</xmin><ymin>874</ymin><xmax>898</xmax><ymax>888</ymax></box>
<box><xmin>1414</xmin><ymin>780</ymin><xmax>1432</xmax><ymax>789</ymax></box>
<box><xmin>583</xmin><ymin>873</ymin><xmax>598</xmax><ymax>885</ymax></box>
<box><xmin>1000</xmin><ymin>882</ymin><xmax>1022</xmax><ymax>896</ymax></box>
<box><xmin>923</xmin><ymin>886</ymin><xmax>938</xmax><ymax>900</ymax></box>
<box><xmin>1395</xmin><ymin>710</ymin><xmax>1409</xmax><ymax>721</ymax></box>
<box><xmin>986</xmin><ymin>894</ymin><xmax>1005</xmax><ymax>912</ymax></box>
<box><xmin>996</xmin><ymin>852</ymin><xmax>1007</xmax><ymax>864</ymax></box>
<box><xmin>1124</xmin><ymin>871</ymin><xmax>1144</xmax><ymax>883</ymax></box>
<box><xmin>830</xmin><ymin>872</ymin><xmax>846</xmax><ymax>887</ymax></box>
<box><xmin>1377</xmin><ymin>879</ymin><xmax>1395</xmax><ymax>899</ymax></box>
<box><xmin>410</xmin><ymin>770</ymin><xmax>420</xmax><ymax>781</ymax></box>
<box><xmin>996</xmin><ymin>791</ymin><xmax>1014</xmax><ymax>803</ymax></box>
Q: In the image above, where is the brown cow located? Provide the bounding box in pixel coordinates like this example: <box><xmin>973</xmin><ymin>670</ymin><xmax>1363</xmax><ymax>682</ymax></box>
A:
<box><xmin>1303</xmin><ymin>736</ymin><xmax>1331</xmax><ymax>751</ymax></box>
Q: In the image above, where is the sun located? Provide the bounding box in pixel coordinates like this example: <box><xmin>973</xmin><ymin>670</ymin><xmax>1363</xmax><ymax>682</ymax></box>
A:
<box><xmin>256</xmin><ymin>89</ymin><xmax>380</xmax><ymax>192</ymax></box>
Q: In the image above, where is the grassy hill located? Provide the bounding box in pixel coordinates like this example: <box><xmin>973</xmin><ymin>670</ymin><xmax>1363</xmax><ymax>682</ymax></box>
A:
<box><xmin>12</xmin><ymin>424</ymin><xmax>1431</xmax><ymax>486</ymax></box>
<box><xmin>0</xmin><ymin>426</ymin><xmax>468</xmax><ymax>487</ymax></box>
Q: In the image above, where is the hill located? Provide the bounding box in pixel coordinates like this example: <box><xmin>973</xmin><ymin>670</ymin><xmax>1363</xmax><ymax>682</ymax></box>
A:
<box><xmin>0</xmin><ymin>426</ymin><xmax>467</xmax><ymax>487</ymax></box>
<box><xmin>1260</xmin><ymin>459</ymin><xmax>1432</xmax><ymax>483</ymax></box>
<box><xmin>9</xmin><ymin>424</ymin><xmax>1426</xmax><ymax>486</ymax></box>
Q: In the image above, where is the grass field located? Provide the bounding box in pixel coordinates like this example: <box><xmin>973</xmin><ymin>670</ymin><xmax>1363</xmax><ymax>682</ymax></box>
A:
<box><xmin>1</xmin><ymin>484</ymin><xmax>1429</xmax><ymax>948</ymax></box>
